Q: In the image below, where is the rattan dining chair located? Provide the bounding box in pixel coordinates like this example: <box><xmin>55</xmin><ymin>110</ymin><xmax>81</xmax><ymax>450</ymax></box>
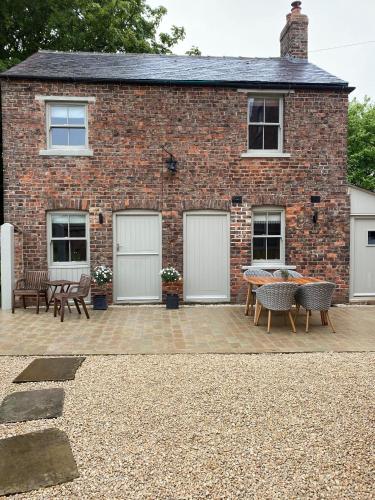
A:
<box><xmin>12</xmin><ymin>270</ymin><xmax>49</xmax><ymax>314</ymax></box>
<box><xmin>295</xmin><ymin>282</ymin><xmax>336</xmax><ymax>333</ymax></box>
<box><xmin>273</xmin><ymin>269</ymin><xmax>303</xmax><ymax>278</ymax></box>
<box><xmin>244</xmin><ymin>268</ymin><xmax>273</xmax><ymax>315</ymax></box>
<box><xmin>53</xmin><ymin>274</ymin><xmax>91</xmax><ymax>322</ymax></box>
<box><xmin>255</xmin><ymin>282</ymin><xmax>298</xmax><ymax>333</ymax></box>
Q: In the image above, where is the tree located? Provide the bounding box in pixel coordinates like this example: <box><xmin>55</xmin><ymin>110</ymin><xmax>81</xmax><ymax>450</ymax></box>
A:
<box><xmin>348</xmin><ymin>97</ymin><xmax>375</xmax><ymax>191</ymax></box>
<box><xmin>0</xmin><ymin>0</ymin><xmax>190</xmax><ymax>71</ymax></box>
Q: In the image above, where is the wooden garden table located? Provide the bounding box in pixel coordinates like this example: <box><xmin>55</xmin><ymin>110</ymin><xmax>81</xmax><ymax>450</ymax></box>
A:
<box><xmin>244</xmin><ymin>276</ymin><xmax>323</xmax><ymax>316</ymax></box>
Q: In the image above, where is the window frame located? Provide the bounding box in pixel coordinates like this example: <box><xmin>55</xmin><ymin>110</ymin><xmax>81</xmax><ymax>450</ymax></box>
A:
<box><xmin>247</xmin><ymin>96</ymin><xmax>284</xmax><ymax>154</ymax></box>
<box><xmin>252</xmin><ymin>207</ymin><xmax>285</xmax><ymax>265</ymax></box>
<box><xmin>46</xmin><ymin>102</ymin><xmax>89</xmax><ymax>151</ymax></box>
<box><xmin>47</xmin><ymin>211</ymin><xmax>90</xmax><ymax>267</ymax></box>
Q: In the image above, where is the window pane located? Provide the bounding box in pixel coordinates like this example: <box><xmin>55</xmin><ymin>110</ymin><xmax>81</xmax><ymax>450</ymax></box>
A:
<box><xmin>52</xmin><ymin>215</ymin><xmax>69</xmax><ymax>237</ymax></box>
<box><xmin>51</xmin><ymin>106</ymin><xmax>68</xmax><ymax>125</ymax></box>
<box><xmin>51</xmin><ymin>127</ymin><xmax>69</xmax><ymax>146</ymax></box>
<box><xmin>264</xmin><ymin>126</ymin><xmax>279</xmax><ymax>149</ymax></box>
<box><xmin>68</xmin><ymin>128</ymin><xmax>86</xmax><ymax>146</ymax></box>
<box><xmin>70</xmin><ymin>240</ymin><xmax>87</xmax><ymax>262</ymax></box>
<box><xmin>253</xmin><ymin>238</ymin><xmax>267</xmax><ymax>260</ymax></box>
<box><xmin>267</xmin><ymin>238</ymin><xmax>281</xmax><ymax>260</ymax></box>
<box><xmin>368</xmin><ymin>231</ymin><xmax>375</xmax><ymax>245</ymax></box>
<box><xmin>53</xmin><ymin>240</ymin><xmax>69</xmax><ymax>262</ymax></box>
<box><xmin>254</xmin><ymin>213</ymin><xmax>267</xmax><ymax>235</ymax></box>
<box><xmin>265</xmin><ymin>99</ymin><xmax>279</xmax><ymax>123</ymax></box>
<box><xmin>249</xmin><ymin>125</ymin><xmax>263</xmax><ymax>149</ymax></box>
<box><xmin>68</xmin><ymin>106</ymin><xmax>85</xmax><ymax>125</ymax></box>
<box><xmin>69</xmin><ymin>215</ymin><xmax>86</xmax><ymax>237</ymax></box>
<box><xmin>267</xmin><ymin>213</ymin><xmax>281</xmax><ymax>235</ymax></box>
<box><xmin>249</xmin><ymin>98</ymin><xmax>264</xmax><ymax>122</ymax></box>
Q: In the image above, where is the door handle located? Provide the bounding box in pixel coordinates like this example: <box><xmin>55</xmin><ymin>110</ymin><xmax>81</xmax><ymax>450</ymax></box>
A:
<box><xmin>116</xmin><ymin>243</ymin><xmax>120</xmax><ymax>252</ymax></box>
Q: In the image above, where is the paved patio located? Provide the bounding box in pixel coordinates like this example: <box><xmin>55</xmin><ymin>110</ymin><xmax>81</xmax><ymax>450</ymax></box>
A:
<box><xmin>0</xmin><ymin>305</ymin><xmax>374</xmax><ymax>355</ymax></box>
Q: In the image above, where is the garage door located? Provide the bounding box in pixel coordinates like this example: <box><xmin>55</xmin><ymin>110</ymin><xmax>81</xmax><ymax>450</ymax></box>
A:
<box><xmin>351</xmin><ymin>217</ymin><xmax>375</xmax><ymax>298</ymax></box>
<box><xmin>184</xmin><ymin>211</ymin><xmax>230</xmax><ymax>302</ymax></box>
<box><xmin>114</xmin><ymin>212</ymin><xmax>161</xmax><ymax>302</ymax></box>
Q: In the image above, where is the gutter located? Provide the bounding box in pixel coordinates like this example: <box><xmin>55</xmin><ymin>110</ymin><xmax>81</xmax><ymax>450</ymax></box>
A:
<box><xmin>0</xmin><ymin>74</ymin><xmax>355</xmax><ymax>93</ymax></box>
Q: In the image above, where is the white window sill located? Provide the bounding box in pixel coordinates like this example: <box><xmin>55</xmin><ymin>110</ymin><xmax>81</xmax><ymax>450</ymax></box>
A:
<box><xmin>39</xmin><ymin>149</ymin><xmax>93</xmax><ymax>157</ymax></box>
<box><xmin>241</xmin><ymin>151</ymin><xmax>291</xmax><ymax>158</ymax></box>
<box><xmin>242</xmin><ymin>264</ymin><xmax>297</xmax><ymax>271</ymax></box>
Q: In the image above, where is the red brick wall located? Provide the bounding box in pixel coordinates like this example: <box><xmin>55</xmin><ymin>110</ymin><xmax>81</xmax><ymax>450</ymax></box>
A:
<box><xmin>1</xmin><ymin>80</ymin><xmax>350</xmax><ymax>303</ymax></box>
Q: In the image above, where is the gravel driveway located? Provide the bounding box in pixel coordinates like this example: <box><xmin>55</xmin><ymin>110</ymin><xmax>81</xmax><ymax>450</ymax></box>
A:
<box><xmin>0</xmin><ymin>353</ymin><xmax>374</xmax><ymax>499</ymax></box>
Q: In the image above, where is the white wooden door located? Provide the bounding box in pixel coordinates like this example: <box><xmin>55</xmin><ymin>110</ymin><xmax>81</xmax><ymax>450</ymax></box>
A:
<box><xmin>351</xmin><ymin>217</ymin><xmax>375</xmax><ymax>298</ymax></box>
<box><xmin>115</xmin><ymin>212</ymin><xmax>161</xmax><ymax>302</ymax></box>
<box><xmin>184</xmin><ymin>211</ymin><xmax>230</xmax><ymax>302</ymax></box>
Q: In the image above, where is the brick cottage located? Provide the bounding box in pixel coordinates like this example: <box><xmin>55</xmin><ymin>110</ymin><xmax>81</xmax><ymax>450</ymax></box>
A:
<box><xmin>0</xmin><ymin>2</ymin><xmax>352</xmax><ymax>304</ymax></box>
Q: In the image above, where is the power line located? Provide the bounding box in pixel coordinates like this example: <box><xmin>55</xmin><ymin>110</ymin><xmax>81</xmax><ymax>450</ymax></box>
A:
<box><xmin>310</xmin><ymin>40</ymin><xmax>375</xmax><ymax>53</ymax></box>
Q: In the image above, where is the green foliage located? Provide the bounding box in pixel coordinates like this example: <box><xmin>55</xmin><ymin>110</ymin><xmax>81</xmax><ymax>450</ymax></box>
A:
<box><xmin>185</xmin><ymin>46</ymin><xmax>201</xmax><ymax>56</ymax></box>
<box><xmin>348</xmin><ymin>97</ymin><xmax>375</xmax><ymax>191</ymax></box>
<box><xmin>0</xmin><ymin>0</ymin><xmax>187</xmax><ymax>70</ymax></box>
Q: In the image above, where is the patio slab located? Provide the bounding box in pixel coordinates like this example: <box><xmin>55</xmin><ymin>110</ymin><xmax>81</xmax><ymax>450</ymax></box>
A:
<box><xmin>0</xmin><ymin>305</ymin><xmax>374</xmax><ymax>355</ymax></box>
<box><xmin>0</xmin><ymin>428</ymin><xmax>79</xmax><ymax>496</ymax></box>
<box><xmin>13</xmin><ymin>357</ymin><xmax>85</xmax><ymax>382</ymax></box>
<box><xmin>0</xmin><ymin>388</ymin><xmax>64</xmax><ymax>423</ymax></box>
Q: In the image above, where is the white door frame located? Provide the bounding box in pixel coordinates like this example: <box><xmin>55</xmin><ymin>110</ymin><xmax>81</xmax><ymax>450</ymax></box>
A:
<box><xmin>183</xmin><ymin>210</ymin><xmax>230</xmax><ymax>302</ymax></box>
<box><xmin>350</xmin><ymin>215</ymin><xmax>375</xmax><ymax>300</ymax></box>
<box><xmin>113</xmin><ymin>210</ymin><xmax>162</xmax><ymax>303</ymax></box>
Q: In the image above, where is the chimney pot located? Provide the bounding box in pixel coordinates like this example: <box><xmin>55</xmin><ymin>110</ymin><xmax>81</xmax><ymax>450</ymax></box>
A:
<box><xmin>291</xmin><ymin>1</ymin><xmax>302</xmax><ymax>13</ymax></box>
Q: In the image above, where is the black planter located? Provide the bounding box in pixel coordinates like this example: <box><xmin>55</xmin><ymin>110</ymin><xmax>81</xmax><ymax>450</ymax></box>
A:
<box><xmin>92</xmin><ymin>294</ymin><xmax>108</xmax><ymax>310</ymax></box>
<box><xmin>166</xmin><ymin>293</ymin><xmax>179</xmax><ymax>309</ymax></box>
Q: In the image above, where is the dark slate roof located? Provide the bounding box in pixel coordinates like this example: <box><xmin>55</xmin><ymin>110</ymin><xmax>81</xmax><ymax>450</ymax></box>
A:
<box><xmin>0</xmin><ymin>50</ymin><xmax>351</xmax><ymax>90</ymax></box>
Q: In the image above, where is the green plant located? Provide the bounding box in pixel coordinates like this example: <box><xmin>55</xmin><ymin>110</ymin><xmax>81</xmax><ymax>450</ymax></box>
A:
<box><xmin>280</xmin><ymin>269</ymin><xmax>290</xmax><ymax>280</ymax></box>
<box><xmin>160</xmin><ymin>266</ymin><xmax>181</xmax><ymax>283</ymax></box>
<box><xmin>92</xmin><ymin>265</ymin><xmax>113</xmax><ymax>288</ymax></box>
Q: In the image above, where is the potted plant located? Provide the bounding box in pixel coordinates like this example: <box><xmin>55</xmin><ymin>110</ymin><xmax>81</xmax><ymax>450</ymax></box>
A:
<box><xmin>280</xmin><ymin>269</ymin><xmax>290</xmax><ymax>281</ymax></box>
<box><xmin>160</xmin><ymin>266</ymin><xmax>182</xmax><ymax>309</ymax></box>
<box><xmin>91</xmin><ymin>265</ymin><xmax>113</xmax><ymax>310</ymax></box>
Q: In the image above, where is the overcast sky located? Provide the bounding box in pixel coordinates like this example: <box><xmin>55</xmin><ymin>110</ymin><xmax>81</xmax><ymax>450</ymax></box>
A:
<box><xmin>148</xmin><ymin>0</ymin><xmax>375</xmax><ymax>100</ymax></box>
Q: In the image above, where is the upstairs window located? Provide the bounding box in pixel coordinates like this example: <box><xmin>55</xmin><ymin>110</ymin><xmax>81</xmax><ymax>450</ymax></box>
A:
<box><xmin>49</xmin><ymin>213</ymin><xmax>88</xmax><ymax>264</ymax></box>
<box><xmin>252</xmin><ymin>209</ymin><xmax>285</xmax><ymax>264</ymax></box>
<box><xmin>47</xmin><ymin>103</ymin><xmax>87</xmax><ymax>149</ymax></box>
<box><xmin>248</xmin><ymin>97</ymin><xmax>283</xmax><ymax>152</ymax></box>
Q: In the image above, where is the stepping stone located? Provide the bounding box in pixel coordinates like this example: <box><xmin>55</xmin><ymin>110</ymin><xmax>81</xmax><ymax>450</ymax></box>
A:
<box><xmin>0</xmin><ymin>428</ymin><xmax>79</xmax><ymax>496</ymax></box>
<box><xmin>0</xmin><ymin>388</ymin><xmax>65</xmax><ymax>423</ymax></box>
<box><xmin>13</xmin><ymin>357</ymin><xmax>85</xmax><ymax>383</ymax></box>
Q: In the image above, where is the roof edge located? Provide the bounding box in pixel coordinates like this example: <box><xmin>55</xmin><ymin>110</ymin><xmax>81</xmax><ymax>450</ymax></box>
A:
<box><xmin>0</xmin><ymin>73</ymin><xmax>354</xmax><ymax>92</ymax></box>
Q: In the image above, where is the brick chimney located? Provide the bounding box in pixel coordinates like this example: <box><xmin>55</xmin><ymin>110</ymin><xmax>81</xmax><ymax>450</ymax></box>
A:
<box><xmin>280</xmin><ymin>1</ymin><xmax>309</xmax><ymax>59</ymax></box>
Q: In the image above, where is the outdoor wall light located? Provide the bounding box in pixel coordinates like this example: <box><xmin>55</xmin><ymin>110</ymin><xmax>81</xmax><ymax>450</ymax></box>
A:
<box><xmin>98</xmin><ymin>213</ymin><xmax>104</xmax><ymax>224</ymax></box>
<box><xmin>312</xmin><ymin>210</ymin><xmax>318</xmax><ymax>224</ymax></box>
<box><xmin>166</xmin><ymin>154</ymin><xmax>178</xmax><ymax>174</ymax></box>
<box><xmin>162</xmin><ymin>145</ymin><xmax>178</xmax><ymax>174</ymax></box>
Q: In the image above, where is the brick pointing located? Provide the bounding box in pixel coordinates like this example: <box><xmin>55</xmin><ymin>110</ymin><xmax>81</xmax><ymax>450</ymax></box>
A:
<box><xmin>1</xmin><ymin>80</ymin><xmax>350</xmax><ymax>303</ymax></box>
<box><xmin>280</xmin><ymin>13</ymin><xmax>309</xmax><ymax>59</ymax></box>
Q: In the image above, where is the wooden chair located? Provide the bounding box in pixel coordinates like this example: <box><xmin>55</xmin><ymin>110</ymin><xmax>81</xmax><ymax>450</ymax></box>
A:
<box><xmin>53</xmin><ymin>274</ymin><xmax>91</xmax><ymax>322</ymax></box>
<box><xmin>12</xmin><ymin>270</ymin><xmax>49</xmax><ymax>314</ymax></box>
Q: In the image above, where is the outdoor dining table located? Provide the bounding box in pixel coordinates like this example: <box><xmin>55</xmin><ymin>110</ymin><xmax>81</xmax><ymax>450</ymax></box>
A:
<box><xmin>244</xmin><ymin>276</ymin><xmax>323</xmax><ymax>317</ymax></box>
<box><xmin>45</xmin><ymin>279</ymin><xmax>76</xmax><ymax>312</ymax></box>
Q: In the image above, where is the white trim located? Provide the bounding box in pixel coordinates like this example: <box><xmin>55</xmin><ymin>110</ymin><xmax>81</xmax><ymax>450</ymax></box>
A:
<box><xmin>183</xmin><ymin>210</ymin><xmax>230</xmax><ymax>303</ymax></box>
<box><xmin>241</xmin><ymin>152</ymin><xmax>291</xmax><ymax>158</ymax></box>
<box><xmin>242</xmin><ymin>265</ymin><xmax>296</xmax><ymax>270</ymax></box>
<box><xmin>113</xmin><ymin>210</ymin><xmax>162</xmax><ymax>304</ymax></box>
<box><xmin>247</xmin><ymin>95</ymin><xmax>286</xmax><ymax>154</ymax></box>
<box><xmin>237</xmin><ymin>89</ymin><xmax>294</xmax><ymax>95</ymax></box>
<box><xmin>46</xmin><ymin>101</ymin><xmax>89</xmax><ymax>151</ymax></box>
<box><xmin>36</xmin><ymin>95</ymin><xmax>96</xmax><ymax>102</ymax></box>
<box><xmin>39</xmin><ymin>149</ymin><xmax>93</xmax><ymax>156</ymax></box>
<box><xmin>252</xmin><ymin>207</ymin><xmax>285</xmax><ymax>265</ymax></box>
<box><xmin>47</xmin><ymin>211</ymin><xmax>90</xmax><ymax>267</ymax></box>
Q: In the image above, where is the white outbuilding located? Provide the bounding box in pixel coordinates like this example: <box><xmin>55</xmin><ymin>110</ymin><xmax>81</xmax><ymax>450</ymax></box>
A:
<box><xmin>349</xmin><ymin>184</ymin><xmax>375</xmax><ymax>302</ymax></box>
